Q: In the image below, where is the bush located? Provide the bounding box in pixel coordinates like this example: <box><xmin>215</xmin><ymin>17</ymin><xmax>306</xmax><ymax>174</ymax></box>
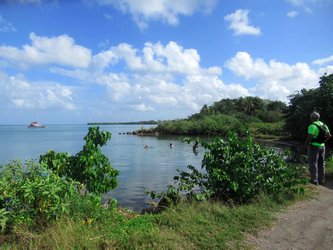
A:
<box><xmin>157</xmin><ymin>115</ymin><xmax>247</xmax><ymax>136</ymax></box>
<box><xmin>199</xmin><ymin>133</ymin><xmax>306</xmax><ymax>202</ymax></box>
<box><xmin>0</xmin><ymin>160</ymin><xmax>78</xmax><ymax>232</ymax></box>
<box><xmin>249</xmin><ymin>121</ymin><xmax>285</xmax><ymax>136</ymax></box>
<box><xmin>40</xmin><ymin>126</ymin><xmax>119</xmax><ymax>194</ymax></box>
<box><xmin>150</xmin><ymin>133</ymin><xmax>307</xmax><ymax>204</ymax></box>
<box><xmin>257</xmin><ymin>111</ymin><xmax>284</xmax><ymax>123</ymax></box>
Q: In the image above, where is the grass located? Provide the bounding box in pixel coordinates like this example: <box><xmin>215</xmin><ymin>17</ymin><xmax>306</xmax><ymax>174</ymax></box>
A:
<box><xmin>0</xmin><ymin>190</ymin><xmax>309</xmax><ymax>249</ymax></box>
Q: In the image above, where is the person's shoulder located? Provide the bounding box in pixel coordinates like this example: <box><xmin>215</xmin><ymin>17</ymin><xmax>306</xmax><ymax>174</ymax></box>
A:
<box><xmin>313</xmin><ymin>120</ymin><xmax>323</xmax><ymax>125</ymax></box>
<box><xmin>311</xmin><ymin>121</ymin><xmax>324</xmax><ymax>128</ymax></box>
<box><xmin>308</xmin><ymin>123</ymin><xmax>317</xmax><ymax>128</ymax></box>
<box><xmin>308</xmin><ymin>123</ymin><xmax>318</xmax><ymax>133</ymax></box>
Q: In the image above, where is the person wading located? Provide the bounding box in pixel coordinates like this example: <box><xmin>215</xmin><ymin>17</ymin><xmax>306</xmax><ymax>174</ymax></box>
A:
<box><xmin>305</xmin><ymin>111</ymin><xmax>331</xmax><ymax>185</ymax></box>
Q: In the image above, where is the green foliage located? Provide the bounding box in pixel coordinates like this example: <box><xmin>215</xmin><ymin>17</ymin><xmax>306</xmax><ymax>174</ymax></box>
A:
<box><xmin>68</xmin><ymin>192</ymin><xmax>117</xmax><ymax>224</ymax></box>
<box><xmin>285</xmin><ymin>73</ymin><xmax>333</xmax><ymax>143</ymax></box>
<box><xmin>156</xmin><ymin>96</ymin><xmax>287</xmax><ymax>137</ymax></box>
<box><xmin>157</xmin><ymin>114</ymin><xmax>247</xmax><ymax>136</ymax></box>
<box><xmin>0</xmin><ymin>160</ymin><xmax>78</xmax><ymax>232</ymax></box>
<box><xmin>257</xmin><ymin>110</ymin><xmax>284</xmax><ymax>123</ymax></box>
<box><xmin>189</xmin><ymin>97</ymin><xmax>287</xmax><ymax>120</ymax></box>
<box><xmin>198</xmin><ymin>133</ymin><xmax>306</xmax><ymax>202</ymax></box>
<box><xmin>40</xmin><ymin>126</ymin><xmax>119</xmax><ymax>194</ymax></box>
<box><xmin>150</xmin><ymin>133</ymin><xmax>306</xmax><ymax>204</ymax></box>
<box><xmin>249</xmin><ymin>121</ymin><xmax>285</xmax><ymax>137</ymax></box>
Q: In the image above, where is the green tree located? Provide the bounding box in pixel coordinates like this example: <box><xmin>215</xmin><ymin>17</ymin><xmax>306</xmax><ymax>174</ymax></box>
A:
<box><xmin>285</xmin><ymin>73</ymin><xmax>333</xmax><ymax>142</ymax></box>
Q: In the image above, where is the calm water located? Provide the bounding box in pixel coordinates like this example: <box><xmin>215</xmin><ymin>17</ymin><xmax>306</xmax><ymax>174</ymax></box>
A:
<box><xmin>0</xmin><ymin>124</ymin><xmax>204</xmax><ymax>211</ymax></box>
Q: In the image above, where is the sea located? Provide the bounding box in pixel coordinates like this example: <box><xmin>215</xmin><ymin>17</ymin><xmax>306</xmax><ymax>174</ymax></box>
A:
<box><xmin>0</xmin><ymin>124</ymin><xmax>204</xmax><ymax>211</ymax></box>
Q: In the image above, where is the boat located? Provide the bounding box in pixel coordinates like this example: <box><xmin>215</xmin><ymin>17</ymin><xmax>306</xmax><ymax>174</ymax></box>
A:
<box><xmin>28</xmin><ymin>121</ymin><xmax>46</xmax><ymax>128</ymax></box>
<box><xmin>28</xmin><ymin>112</ymin><xmax>46</xmax><ymax>128</ymax></box>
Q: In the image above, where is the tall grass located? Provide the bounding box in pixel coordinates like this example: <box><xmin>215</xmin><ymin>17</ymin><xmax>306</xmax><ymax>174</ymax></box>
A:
<box><xmin>1</xmin><ymin>192</ymin><xmax>309</xmax><ymax>249</ymax></box>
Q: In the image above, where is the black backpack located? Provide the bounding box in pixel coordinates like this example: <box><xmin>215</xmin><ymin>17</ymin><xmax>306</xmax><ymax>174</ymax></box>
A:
<box><xmin>312</xmin><ymin>123</ymin><xmax>331</xmax><ymax>143</ymax></box>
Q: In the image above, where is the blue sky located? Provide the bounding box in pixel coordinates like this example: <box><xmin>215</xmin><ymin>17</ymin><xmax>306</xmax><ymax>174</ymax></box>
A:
<box><xmin>0</xmin><ymin>0</ymin><xmax>332</xmax><ymax>124</ymax></box>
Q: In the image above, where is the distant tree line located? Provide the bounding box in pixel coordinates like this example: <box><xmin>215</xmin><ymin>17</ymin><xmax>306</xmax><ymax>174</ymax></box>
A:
<box><xmin>88</xmin><ymin>120</ymin><xmax>158</xmax><ymax>125</ymax></box>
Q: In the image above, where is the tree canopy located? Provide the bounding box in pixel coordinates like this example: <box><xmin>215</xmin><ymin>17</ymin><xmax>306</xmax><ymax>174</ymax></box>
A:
<box><xmin>285</xmin><ymin>73</ymin><xmax>333</xmax><ymax>143</ymax></box>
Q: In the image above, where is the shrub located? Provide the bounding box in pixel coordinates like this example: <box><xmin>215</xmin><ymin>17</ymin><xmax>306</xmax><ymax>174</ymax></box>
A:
<box><xmin>150</xmin><ymin>133</ymin><xmax>306</xmax><ymax>205</ymax></box>
<box><xmin>40</xmin><ymin>126</ymin><xmax>119</xmax><ymax>194</ymax></box>
<box><xmin>0</xmin><ymin>160</ymin><xmax>78</xmax><ymax>232</ymax></box>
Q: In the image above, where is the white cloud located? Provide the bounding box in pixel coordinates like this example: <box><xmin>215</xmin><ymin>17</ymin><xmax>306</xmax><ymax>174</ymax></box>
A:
<box><xmin>90</xmin><ymin>0</ymin><xmax>217</xmax><ymax>29</ymax></box>
<box><xmin>225</xmin><ymin>51</ymin><xmax>319</xmax><ymax>101</ymax></box>
<box><xmin>129</xmin><ymin>103</ymin><xmax>154</xmax><ymax>112</ymax></box>
<box><xmin>318</xmin><ymin>66</ymin><xmax>333</xmax><ymax>75</ymax></box>
<box><xmin>6</xmin><ymin>33</ymin><xmax>326</xmax><ymax>121</ymax></box>
<box><xmin>90</xmin><ymin>41</ymin><xmax>218</xmax><ymax>76</ymax></box>
<box><xmin>97</xmin><ymin>73</ymin><xmax>131</xmax><ymax>101</ymax></box>
<box><xmin>287</xmin><ymin>11</ymin><xmax>299</xmax><ymax>17</ymax></box>
<box><xmin>0</xmin><ymin>33</ymin><xmax>92</xmax><ymax>68</ymax></box>
<box><xmin>0</xmin><ymin>15</ymin><xmax>16</xmax><ymax>32</ymax></box>
<box><xmin>183</xmin><ymin>75</ymin><xmax>249</xmax><ymax>110</ymax></box>
<box><xmin>0</xmin><ymin>72</ymin><xmax>75</xmax><ymax>111</ymax></box>
<box><xmin>51</xmin><ymin>40</ymin><xmax>239</xmax><ymax>116</ymax></box>
<box><xmin>224</xmin><ymin>9</ymin><xmax>261</xmax><ymax>36</ymax></box>
<box><xmin>312</xmin><ymin>55</ymin><xmax>333</xmax><ymax>65</ymax></box>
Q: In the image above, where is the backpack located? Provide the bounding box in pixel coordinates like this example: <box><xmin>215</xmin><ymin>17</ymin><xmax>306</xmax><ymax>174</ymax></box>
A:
<box><xmin>312</xmin><ymin>123</ymin><xmax>332</xmax><ymax>143</ymax></box>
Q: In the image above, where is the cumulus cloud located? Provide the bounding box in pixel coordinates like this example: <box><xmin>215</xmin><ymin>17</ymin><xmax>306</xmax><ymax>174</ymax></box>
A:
<box><xmin>51</xmin><ymin>40</ymin><xmax>240</xmax><ymax>115</ymax></box>
<box><xmin>225</xmin><ymin>51</ymin><xmax>319</xmax><ymax>101</ymax></box>
<box><xmin>89</xmin><ymin>0</ymin><xmax>217</xmax><ymax>29</ymax></box>
<box><xmin>224</xmin><ymin>9</ymin><xmax>261</xmax><ymax>36</ymax></box>
<box><xmin>0</xmin><ymin>72</ymin><xmax>75</xmax><ymax>111</ymax></box>
<box><xmin>4</xmin><ymin>32</ymin><xmax>326</xmax><ymax>121</ymax></box>
<box><xmin>0</xmin><ymin>33</ymin><xmax>92</xmax><ymax>68</ymax></box>
<box><xmin>96</xmin><ymin>73</ymin><xmax>131</xmax><ymax>101</ymax></box>
<box><xmin>93</xmin><ymin>41</ymin><xmax>220</xmax><ymax>76</ymax></box>
<box><xmin>0</xmin><ymin>15</ymin><xmax>16</xmax><ymax>32</ymax></box>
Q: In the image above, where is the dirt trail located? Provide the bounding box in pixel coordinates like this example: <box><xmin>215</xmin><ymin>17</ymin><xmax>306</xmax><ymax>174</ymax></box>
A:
<box><xmin>249</xmin><ymin>180</ymin><xmax>333</xmax><ymax>250</ymax></box>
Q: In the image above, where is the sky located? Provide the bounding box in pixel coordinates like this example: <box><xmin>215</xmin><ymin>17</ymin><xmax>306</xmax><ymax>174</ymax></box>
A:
<box><xmin>0</xmin><ymin>0</ymin><xmax>332</xmax><ymax>125</ymax></box>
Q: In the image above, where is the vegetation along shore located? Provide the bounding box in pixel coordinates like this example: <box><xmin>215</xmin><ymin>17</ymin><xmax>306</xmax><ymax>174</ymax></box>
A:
<box><xmin>0</xmin><ymin>73</ymin><xmax>332</xmax><ymax>248</ymax></box>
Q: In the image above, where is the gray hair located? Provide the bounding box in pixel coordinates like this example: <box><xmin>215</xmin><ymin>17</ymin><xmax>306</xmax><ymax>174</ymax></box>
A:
<box><xmin>310</xmin><ymin>112</ymin><xmax>320</xmax><ymax>121</ymax></box>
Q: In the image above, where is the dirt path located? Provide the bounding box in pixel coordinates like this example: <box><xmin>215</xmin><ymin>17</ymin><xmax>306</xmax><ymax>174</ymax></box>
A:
<box><xmin>249</xmin><ymin>180</ymin><xmax>333</xmax><ymax>250</ymax></box>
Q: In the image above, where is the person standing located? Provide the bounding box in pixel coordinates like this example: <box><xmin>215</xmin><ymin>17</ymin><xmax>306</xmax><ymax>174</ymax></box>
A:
<box><xmin>305</xmin><ymin>112</ymin><xmax>331</xmax><ymax>185</ymax></box>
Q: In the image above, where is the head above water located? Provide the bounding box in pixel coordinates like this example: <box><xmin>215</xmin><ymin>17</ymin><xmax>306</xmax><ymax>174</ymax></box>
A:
<box><xmin>310</xmin><ymin>111</ymin><xmax>320</xmax><ymax>122</ymax></box>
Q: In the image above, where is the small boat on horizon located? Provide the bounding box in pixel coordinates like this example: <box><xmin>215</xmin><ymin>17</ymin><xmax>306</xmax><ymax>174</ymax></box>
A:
<box><xmin>28</xmin><ymin>121</ymin><xmax>46</xmax><ymax>128</ymax></box>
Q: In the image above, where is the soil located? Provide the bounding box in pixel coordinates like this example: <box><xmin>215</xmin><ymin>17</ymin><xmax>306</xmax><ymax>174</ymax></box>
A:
<box><xmin>248</xmin><ymin>180</ymin><xmax>333</xmax><ymax>250</ymax></box>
